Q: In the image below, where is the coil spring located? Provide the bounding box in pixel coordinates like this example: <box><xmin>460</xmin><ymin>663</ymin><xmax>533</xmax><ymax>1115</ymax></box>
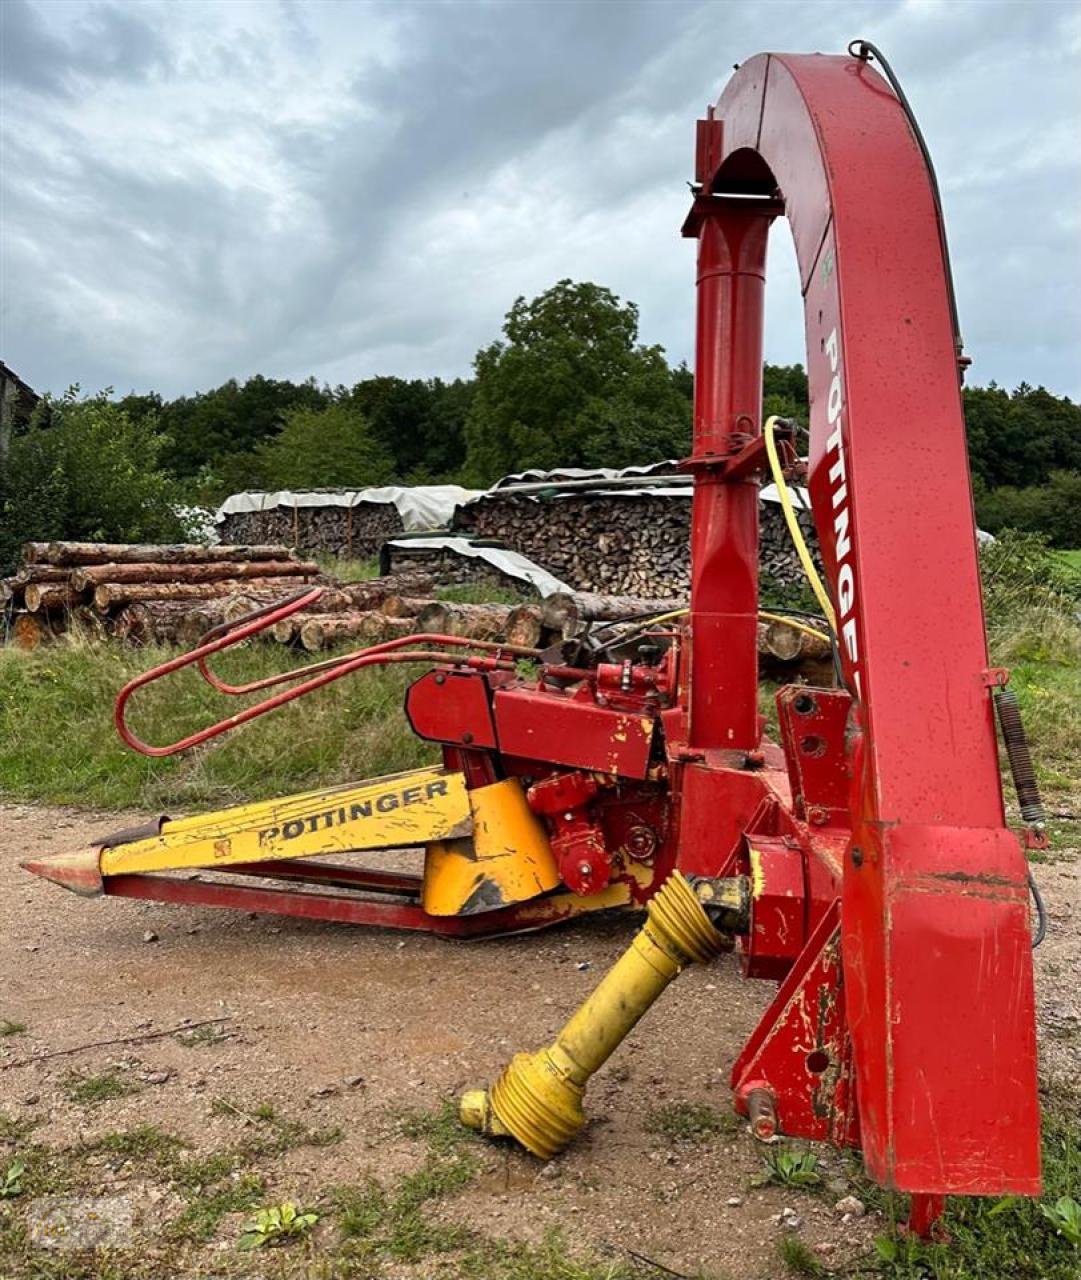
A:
<box><xmin>994</xmin><ymin>689</ymin><xmax>1046</xmax><ymax>829</ymax></box>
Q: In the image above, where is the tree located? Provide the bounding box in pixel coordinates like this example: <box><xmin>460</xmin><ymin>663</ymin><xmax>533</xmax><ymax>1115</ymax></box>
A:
<box><xmin>0</xmin><ymin>390</ymin><xmax>191</xmax><ymax>573</ymax></box>
<box><xmin>762</xmin><ymin>363</ymin><xmax>809</xmax><ymax>422</ymax></box>
<box><xmin>255</xmin><ymin>400</ymin><xmax>395</xmax><ymax>491</ymax></box>
<box><xmin>342</xmin><ymin>376</ymin><xmax>474</xmax><ymax>481</ymax></box>
<box><xmin>462</xmin><ymin>280</ymin><xmax>690</xmax><ymax>483</ymax></box>
<box><xmin>135</xmin><ymin>375</ymin><xmax>331</xmax><ymax>496</ymax></box>
<box><xmin>976</xmin><ymin>470</ymin><xmax>1081</xmax><ymax>549</ymax></box>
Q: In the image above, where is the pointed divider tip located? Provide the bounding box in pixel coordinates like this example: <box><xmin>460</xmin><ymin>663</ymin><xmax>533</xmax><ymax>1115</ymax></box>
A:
<box><xmin>21</xmin><ymin>847</ymin><xmax>104</xmax><ymax>897</ymax></box>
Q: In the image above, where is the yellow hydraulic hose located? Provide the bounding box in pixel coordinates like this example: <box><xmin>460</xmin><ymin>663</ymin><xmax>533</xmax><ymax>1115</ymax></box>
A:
<box><xmin>763</xmin><ymin>416</ymin><xmax>837</xmax><ymax>630</ymax></box>
<box><xmin>758</xmin><ymin>610</ymin><xmax>831</xmax><ymax>645</ymax></box>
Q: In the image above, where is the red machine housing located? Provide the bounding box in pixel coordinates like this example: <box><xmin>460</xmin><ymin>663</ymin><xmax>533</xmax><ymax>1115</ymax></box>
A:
<box><xmin>404</xmin><ymin>48</ymin><xmax>1042</xmax><ymax>1222</ymax></box>
<box><xmin>85</xmin><ymin>47</ymin><xmax>1041</xmax><ymax>1236</ymax></box>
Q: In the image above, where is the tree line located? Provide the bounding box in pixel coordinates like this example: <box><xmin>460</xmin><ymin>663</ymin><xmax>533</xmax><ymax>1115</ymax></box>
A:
<box><xmin>2</xmin><ymin>279</ymin><xmax>1078</xmax><ymax>573</ymax></box>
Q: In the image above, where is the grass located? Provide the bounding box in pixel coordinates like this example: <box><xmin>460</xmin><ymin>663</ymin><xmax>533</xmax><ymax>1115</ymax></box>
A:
<box><xmin>331</xmin><ymin>1102</ymin><xmax>482</xmax><ymax>1266</ymax></box>
<box><xmin>174</xmin><ymin>1022</ymin><xmax>228</xmax><ymax>1048</ymax></box>
<box><xmin>988</xmin><ymin>612</ymin><xmax>1081</xmax><ymax>806</ymax></box>
<box><xmin>0</xmin><ymin>1019</ymin><xmax>26</xmax><ymax>1036</ymax></box>
<box><xmin>208</xmin><ymin>1097</ymin><xmax>342</xmax><ymax>1158</ymax></box>
<box><xmin>315</xmin><ymin>555</ymin><xmax>380</xmax><ymax>582</ymax></box>
<box><xmin>1053</xmin><ymin>549</ymin><xmax>1081</xmax><ymax>570</ymax></box>
<box><xmin>643</xmin><ymin>1100</ymin><xmax>737</xmax><ymax>1144</ymax></box>
<box><xmin>436</xmin><ymin>581</ymin><xmax>531</xmax><ymax>605</ymax></box>
<box><xmin>62</xmin><ymin>1068</ymin><xmax>139</xmax><ymax>1106</ymax></box>
<box><xmin>778</xmin><ymin>1235</ymin><xmax>824</xmax><ymax>1276</ymax></box>
<box><xmin>0</xmin><ymin>633</ymin><xmax>436</xmax><ymax>810</ymax></box>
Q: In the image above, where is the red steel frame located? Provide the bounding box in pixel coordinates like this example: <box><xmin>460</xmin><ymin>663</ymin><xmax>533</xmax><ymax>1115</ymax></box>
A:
<box><xmin>678</xmin><ymin>52</ymin><xmax>1040</xmax><ymax>1208</ymax></box>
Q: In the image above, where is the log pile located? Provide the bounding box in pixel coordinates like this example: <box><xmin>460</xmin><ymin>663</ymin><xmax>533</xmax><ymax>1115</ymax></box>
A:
<box><xmin>2</xmin><ymin>542</ymin><xmax>324</xmax><ymax>650</ymax></box>
<box><xmin>2</xmin><ymin>541</ymin><xmax>832</xmax><ymax>684</ymax></box>
<box><xmin>451</xmin><ymin>492</ymin><xmax>819</xmax><ymax>597</ymax></box>
<box><xmin>218</xmin><ymin>502</ymin><xmax>405</xmax><ymax>560</ymax></box>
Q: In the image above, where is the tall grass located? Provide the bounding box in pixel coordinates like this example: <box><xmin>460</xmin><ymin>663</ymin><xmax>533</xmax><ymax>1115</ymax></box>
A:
<box><xmin>0</xmin><ymin>634</ymin><xmax>436</xmax><ymax>811</ymax></box>
<box><xmin>1</xmin><ymin>530</ymin><xmax>1077</xmax><ymax>814</ymax></box>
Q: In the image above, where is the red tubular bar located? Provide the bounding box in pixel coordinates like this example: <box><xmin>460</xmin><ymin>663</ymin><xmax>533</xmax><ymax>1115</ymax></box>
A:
<box><xmin>116</xmin><ymin>644</ymin><xmax>518</xmax><ymax>757</ymax></box>
<box><xmin>196</xmin><ymin>628</ymin><xmax>545</xmax><ymax>697</ymax></box>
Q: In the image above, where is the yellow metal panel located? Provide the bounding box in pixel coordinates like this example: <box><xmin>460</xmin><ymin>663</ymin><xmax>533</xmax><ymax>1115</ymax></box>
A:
<box><xmin>100</xmin><ymin>767</ymin><xmax>470</xmax><ymax>877</ymax></box>
<box><xmin>422</xmin><ymin>778</ymin><xmax>560</xmax><ymax>916</ymax></box>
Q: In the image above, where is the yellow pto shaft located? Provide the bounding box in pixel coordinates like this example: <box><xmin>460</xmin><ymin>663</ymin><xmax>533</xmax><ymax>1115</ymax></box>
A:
<box><xmin>460</xmin><ymin>872</ymin><xmax>731</xmax><ymax>1159</ymax></box>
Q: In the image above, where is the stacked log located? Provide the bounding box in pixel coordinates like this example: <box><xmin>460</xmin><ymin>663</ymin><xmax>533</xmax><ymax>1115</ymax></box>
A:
<box><xmin>218</xmin><ymin>502</ymin><xmax>405</xmax><ymax>560</ymax></box>
<box><xmin>2</xmin><ymin>538</ymin><xmax>831</xmax><ymax>685</ymax></box>
<box><xmin>541</xmin><ymin>592</ymin><xmax>684</xmax><ymax>639</ymax></box>
<box><xmin>2</xmin><ymin>542</ymin><xmax>324</xmax><ymax>650</ymax></box>
<box><xmin>451</xmin><ymin>492</ymin><xmax>819</xmax><ymax>597</ymax></box>
<box><xmin>254</xmin><ymin>572</ymin><xmax>436</xmax><ymax>643</ymax></box>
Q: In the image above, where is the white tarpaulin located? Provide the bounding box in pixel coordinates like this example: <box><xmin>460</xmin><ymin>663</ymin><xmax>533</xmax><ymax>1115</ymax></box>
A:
<box><xmin>472</xmin><ymin>465</ymin><xmax>809</xmax><ymax>507</ymax></box>
<box><xmin>384</xmin><ymin>536</ymin><xmax>571</xmax><ymax>596</ymax></box>
<box><xmin>214</xmin><ymin>485</ymin><xmax>481</xmax><ymax>531</ymax></box>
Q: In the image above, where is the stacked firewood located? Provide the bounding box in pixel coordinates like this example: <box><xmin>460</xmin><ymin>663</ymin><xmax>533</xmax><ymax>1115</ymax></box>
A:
<box><xmin>2</xmin><ymin>542</ymin><xmax>325</xmax><ymax>650</ymax></box>
<box><xmin>3</xmin><ymin>543</ymin><xmax>831</xmax><ymax>684</ymax></box>
<box><xmin>218</xmin><ymin>502</ymin><xmax>405</xmax><ymax>560</ymax></box>
<box><xmin>451</xmin><ymin>493</ymin><xmax>819</xmax><ymax>597</ymax></box>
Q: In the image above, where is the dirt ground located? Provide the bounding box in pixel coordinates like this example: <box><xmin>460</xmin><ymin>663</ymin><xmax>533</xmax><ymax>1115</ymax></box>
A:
<box><xmin>1</xmin><ymin>801</ymin><xmax>1078</xmax><ymax>1279</ymax></box>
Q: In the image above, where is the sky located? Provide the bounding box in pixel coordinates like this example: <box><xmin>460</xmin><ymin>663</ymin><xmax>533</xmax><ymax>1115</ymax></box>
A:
<box><xmin>1</xmin><ymin>0</ymin><xmax>1079</xmax><ymax>402</ymax></box>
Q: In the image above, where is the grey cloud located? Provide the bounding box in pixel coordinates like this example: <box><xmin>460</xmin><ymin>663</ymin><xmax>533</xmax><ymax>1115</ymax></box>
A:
<box><xmin>0</xmin><ymin>0</ymin><xmax>1077</xmax><ymax>402</ymax></box>
<box><xmin>0</xmin><ymin>0</ymin><xmax>171</xmax><ymax>97</ymax></box>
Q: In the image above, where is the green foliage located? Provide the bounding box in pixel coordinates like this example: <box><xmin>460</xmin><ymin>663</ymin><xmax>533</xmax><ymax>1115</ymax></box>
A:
<box><xmin>0</xmin><ymin>1159</ymin><xmax>25</xmax><ymax>1199</ymax></box>
<box><xmin>964</xmin><ymin>382</ymin><xmax>1081</xmax><ymax>547</ymax></box>
<box><xmin>256</xmin><ymin>398</ymin><xmax>395</xmax><ymax>491</ymax></box>
<box><xmin>763</xmin><ymin>362</ymin><xmax>810</xmax><ymax>424</ymax></box>
<box><xmin>133</xmin><ymin>374</ymin><xmax>328</xmax><ymax>487</ymax></box>
<box><xmin>753</xmin><ymin>1146</ymin><xmax>821</xmax><ymax>1188</ymax></box>
<box><xmin>976</xmin><ymin>469</ymin><xmax>1081</xmax><ymax>548</ymax></box>
<box><xmin>0</xmin><ymin>1020</ymin><xmax>26</xmax><ymax>1036</ymax></box>
<box><xmin>237</xmin><ymin>1201</ymin><xmax>318</xmax><ymax>1250</ymax></box>
<box><xmin>964</xmin><ymin>382</ymin><xmax>1081</xmax><ymax>490</ymax></box>
<box><xmin>344</xmin><ymin>374</ymin><xmax>474</xmax><ymax>481</ymax></box>
<box><xmin>979</xmin><ymin>530</ymin><xmax>1081</xmax><ymax>626</ymax></box>
<box><xmin>0</xmin><ymin>389</ymin><xmax>192</xmax><ymax>573</ymax></box>
<box><xmin>462</xmin><ymin>280</ymin><xmax>691</xmax><ymax>482</ymax></box>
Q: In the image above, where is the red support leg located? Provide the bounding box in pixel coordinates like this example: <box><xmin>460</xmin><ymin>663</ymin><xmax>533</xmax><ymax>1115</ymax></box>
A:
<box><xmin>907</xmin><ymin>1193</ymin><xmax>946</xmax><ymax>1240</ymax></box>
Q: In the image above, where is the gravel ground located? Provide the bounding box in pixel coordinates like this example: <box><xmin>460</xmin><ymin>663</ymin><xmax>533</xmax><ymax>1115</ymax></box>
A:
<box><xmin>0</xmin><ymin>802</ymin><xmax>1076</xmax><ymax>1278</ymax></box>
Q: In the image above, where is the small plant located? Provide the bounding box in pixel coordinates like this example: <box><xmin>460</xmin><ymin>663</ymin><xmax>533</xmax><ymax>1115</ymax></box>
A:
<box><xmin>62</xmin><ymin>1067</ymin><xmax>139</xmax><ymax>1105</ymax></box>
<box><xmin>0</xmin><ymin>1019</ymin><xmax>26</xmax><ymax>1037</ymax></box>
<box><xmin>1040</xmin><ymin>1195</ymin><xmax>1081</xmax><ymax>1247</ymax></box>
<box><xmin>754</xmin><ymin>1145</ymin><xmax>821</xmax><ymax>1188</ymax></box>
<box><xmin>0</xmin><ymin>1159</ymin><xmax>25</xmax><ymax>1198</ymax></box>
<box><xmin>237</xmin><ymin>1201</ymin><xmax>318</xmax><ymax>1250</ymax></box>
